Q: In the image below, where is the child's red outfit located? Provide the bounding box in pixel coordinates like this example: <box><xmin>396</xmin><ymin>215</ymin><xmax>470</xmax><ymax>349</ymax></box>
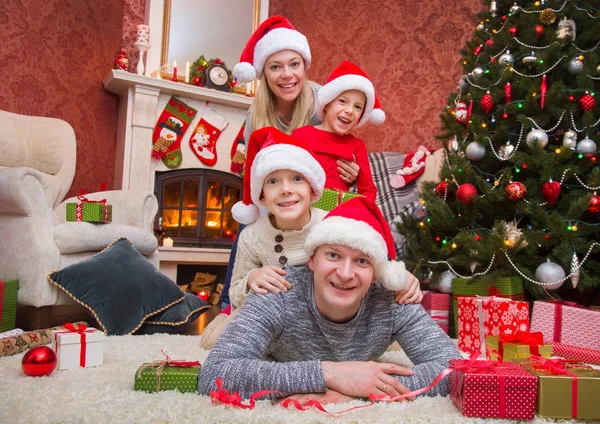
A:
<box><xmin>292</xmin><ymin>125</ymin><xmax>377</xmax><ymax>202</ymax></box>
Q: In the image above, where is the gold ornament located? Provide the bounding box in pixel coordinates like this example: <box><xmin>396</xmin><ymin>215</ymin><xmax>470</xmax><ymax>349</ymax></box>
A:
<box><xmin>539</xmin><ymin>9</ymin><xmax>556</xmax><ymax>25</ymax></box>
<box><xmin>199</xmin><ymin>59</ymin><xmax>208</xmax><ymax>68</ymax></box>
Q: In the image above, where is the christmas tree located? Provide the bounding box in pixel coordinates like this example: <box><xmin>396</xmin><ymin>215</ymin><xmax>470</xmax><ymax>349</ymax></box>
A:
<box><xmin>397</xmin><ymin>0</ymin><xmax>600</xmax><ymax>302</ymax></box>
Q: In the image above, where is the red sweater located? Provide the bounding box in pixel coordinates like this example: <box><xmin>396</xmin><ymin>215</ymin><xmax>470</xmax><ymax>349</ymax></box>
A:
<box><xmin>292</xmin><ymin>126</ymin><xmax>377</xmax><ymax>202</ymax></box>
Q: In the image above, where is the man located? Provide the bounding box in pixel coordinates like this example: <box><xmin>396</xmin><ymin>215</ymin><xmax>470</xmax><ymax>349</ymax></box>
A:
<box><xmin>198</xmin><ymin>197</ymin><xmax>461</xmax><ymax>404</ymax></box>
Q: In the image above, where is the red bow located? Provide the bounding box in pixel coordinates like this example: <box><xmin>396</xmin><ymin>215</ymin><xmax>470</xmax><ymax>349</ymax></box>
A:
<box><xmin>76</xmin><ymin>195</ymin><xmax>106</xmax><ymax>204</ymax></box>
<box><xmin>55</xmin><ymin>323</ymin><xmax>95</xmax><ymax>367</ymax></box>
<box><xmin>499</xmin><ymin>330</ymin><xmax>544</xmax><ymax>357</ymax></box>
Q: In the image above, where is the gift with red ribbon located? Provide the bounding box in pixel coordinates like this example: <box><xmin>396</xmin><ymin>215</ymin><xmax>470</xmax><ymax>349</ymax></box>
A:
<box><xmin>530</xmin><ymin>300</ymin><xmax>600</xmax><ymax>350</ymax></box>
<box><xmin>486</xmin><ymin>330</ymin><xmax>553</xmax><ymax>361</ymax></box>
<box><xmin>51</xmin><ymin>323</ymin><xmax>104</xmax><ymax>370</ymax></box>
<box><xmin>457</xmin><ymin>295</ymin><xmax>530</xmax><ymax>357</ymax></box>
<box><xmin>134</xmin><ymin>351</ymin><xmax>201</xmax><ymax>393</ymax></box>
<box><xmin>518</xmin><ymin>356</ymin><xmax>600</xmax><ymax>419</ymax></box>
<box><xmin>66</xmin><ymin>195</ymin><xmax>112</xmax><ymax>223</ymax></box>
<box><xmin>421</xmin><ymin>291</ymin><xmax>450</xmax><ymax>334</ymax></box>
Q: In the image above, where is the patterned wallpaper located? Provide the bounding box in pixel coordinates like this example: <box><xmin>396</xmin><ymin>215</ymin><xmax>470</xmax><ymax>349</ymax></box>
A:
<box><xmin>0</xmin><ymin>0</ymin><xmax>480</xmax><ymax>198</ymax></box>
<box><xmin>270</xmin><ymin>0</ymin><xmax>483</xmax><ymax>153</ymax></box>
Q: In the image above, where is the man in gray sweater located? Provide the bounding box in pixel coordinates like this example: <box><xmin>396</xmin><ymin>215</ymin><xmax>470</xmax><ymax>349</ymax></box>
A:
<box><xmin>199</xmin><ymin>197</ymin><xmax>461</xmax><ymax>403</ymax></box>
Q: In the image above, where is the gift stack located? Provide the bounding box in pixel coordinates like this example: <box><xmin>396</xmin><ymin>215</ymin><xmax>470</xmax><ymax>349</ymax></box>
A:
<box><xmin>134</xmin><ymin>357</ymin><xmax>201</xmax><ymax>393</ymax></box>
<box><xmin>66</xmin><ymin>195</ymin><xmax>112</xmax><ymax>223</ymax></box>
<box><xmin>530</xmin><ymin>300</ymin><xmax>600</xmax><ymax>365</ymax></box>
<box><xmin>452</xmin><ymin>276</ymin><xmax>523</xmax><ymax>337</ymax></box>
<box><xmin>0</xmin><ymin>280</ymin><xmax>19</xmax><ymax>333</ymax></box>
<box><xmin>51</xmin><ymin>323</ymin><xmax>105</xmax><ymax>370</ymax></box>
<box><xmin>421</xmin><ymin>291</ymin><xmax>450</xmax><ymax>334</ymax></box>
<box><xmin>311</xmin><ymin>188</ymin><xmax>362</xmax><ymax>212</ymax></box>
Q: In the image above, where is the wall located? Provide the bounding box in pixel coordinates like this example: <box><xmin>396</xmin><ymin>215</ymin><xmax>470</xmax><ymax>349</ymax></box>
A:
<box><xmin>270</xmin><ymin>0</ymin><xmax>483</xmax><ymax>152</ymax></box>
<box><xmin>0</xmin><ymin>0</ymin><xmax>144</xmax><ymax>198</ymax></box>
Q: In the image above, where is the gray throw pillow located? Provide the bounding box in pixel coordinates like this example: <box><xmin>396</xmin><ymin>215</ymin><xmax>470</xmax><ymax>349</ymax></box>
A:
<box><xmin>135</xmin><ymin>292</ymin><xmax>210</xmax><ymax>335</ymax></box>
<box><xmin>48</xmin><ymin>238</ymin><xmax>184</xmax><ymax>335</ymax></box>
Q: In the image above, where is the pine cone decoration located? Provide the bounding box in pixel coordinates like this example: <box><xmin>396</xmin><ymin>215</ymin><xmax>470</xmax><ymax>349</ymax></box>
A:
<box><xmin>539</xmin><ymin>9</ymin><xmax>556</xmax><ymax>25</ymax></box>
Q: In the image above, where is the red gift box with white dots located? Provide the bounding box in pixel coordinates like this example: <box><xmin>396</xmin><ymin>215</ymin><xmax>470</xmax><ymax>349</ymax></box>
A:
<box><xmin>421</xmin><ymin>291</ymin><xmax>450</xmax><ymax>334</ymax></box>
<box><xmin>449</xmin><ymin>359</ymin><xmax>537</xmax><ymax>419</ymax></box>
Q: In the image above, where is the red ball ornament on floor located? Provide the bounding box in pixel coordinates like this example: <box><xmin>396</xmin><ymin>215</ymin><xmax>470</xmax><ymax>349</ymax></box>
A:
<box><xmin>22</xmin><ymin>346</ymin><xmax>57</xmax><ymax>377</ymax></box>
<box><xmin>506</xmin><ymin>181</ymin><xmax>527</xmax><ymax>201</ymax></box>
<box><xmin>457</xmin><ymin>183</ymin><xmax>477</xmax><ymax>204</ymax></box>
<box><xmin>589</xmin><ymin>195</ymin><xmax>600</xmax><ymax>213</ymax></box>
<box><xmin>434</xmin><ymin>181</ymin><xmax>448</xmax><ymax>196</ymax></box>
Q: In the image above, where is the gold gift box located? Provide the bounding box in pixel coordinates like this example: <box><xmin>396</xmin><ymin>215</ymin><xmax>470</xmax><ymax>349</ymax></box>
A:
<box><xmin>486</xmin><ymin>335</ymin><xmax>553</xmax><ymax>361</ymax></box>
<box><xmin>517</xmin><ymin>360</ymin><xmax>600</xmax><ymax>419</ymax></box>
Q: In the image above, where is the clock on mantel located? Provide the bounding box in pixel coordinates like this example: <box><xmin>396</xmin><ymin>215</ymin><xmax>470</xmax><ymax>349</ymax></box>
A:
<box><xmin>103</xmin><ymin>69</ymin><xmax>253</xmax><ymax>109</ymax></box>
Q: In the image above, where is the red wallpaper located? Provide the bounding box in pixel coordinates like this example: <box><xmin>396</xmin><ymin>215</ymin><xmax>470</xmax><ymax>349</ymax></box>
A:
<box><xmin>270</xmin><ymin>0</ymin><xmax>483</xmax><ymax>153</ymax></box>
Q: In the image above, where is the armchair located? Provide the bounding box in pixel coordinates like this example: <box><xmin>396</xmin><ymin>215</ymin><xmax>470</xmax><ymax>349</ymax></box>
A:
<box><xmin>0</xmin><ymin>110</ymin><xmax>159</xmax><ymax>327</ymax></box>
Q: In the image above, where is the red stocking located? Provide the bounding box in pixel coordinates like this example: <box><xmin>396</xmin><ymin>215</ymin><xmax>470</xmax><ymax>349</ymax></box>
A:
<box><xmin>230</xmin><ymin>121</ymin><xmax>246</xmax><ymax>175</ymax></box>
<box><xmin>152</xmin><ymin>97</ymin><xmax>197</xmax><ymax>168</ymax></box>
<box><xmin>189</xmin><ymin>106</ymin><xmax>228</xmax><ymax>166</ymax></box>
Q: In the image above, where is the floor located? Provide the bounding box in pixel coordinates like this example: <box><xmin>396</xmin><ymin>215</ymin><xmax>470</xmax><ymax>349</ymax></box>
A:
<box><xmin>181</xmin><ymin>305</ymin><xmax>222</xmax><ymax>336</ymax></box>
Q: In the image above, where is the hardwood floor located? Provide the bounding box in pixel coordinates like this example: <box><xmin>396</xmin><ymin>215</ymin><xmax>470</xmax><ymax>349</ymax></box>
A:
<box><xmin>181</xmin><ymin>305</ymin><xmax>222</xmax><ymax>336</ymax></box>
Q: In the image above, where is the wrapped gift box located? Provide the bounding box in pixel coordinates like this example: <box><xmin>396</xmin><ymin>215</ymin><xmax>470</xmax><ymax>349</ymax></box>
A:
<box><xmin>450</xmin><ymin>358</ymin><xmax>537</xmax><ymax>419</ymax></box>
<box><xmin>0</xmin><ymin>280</ymin><xmax>19</xmax><ymax>332</ymax></box>
<box><xmin>422</xmin><ymin>291</ymin><xmax>450</xmax><ymax>334</ymax></box>
<box><xmin>311</xmin><ymin>188</ymin><xmax>362</xmax><ymax>211</ymax></box>
<box><xmin>519</xmin><ymin>358</ymin><xmax>600</xmax><ymax>419</ymax></box>
<box><xmin>51</xmin><ymin>324</ymin><xmax>105</xmax><ymax>370</ymax></box>
<box><xmin>0</xmin><ymin>321</ymin><xmax>88</xmax><ymax>358</ymax></box>
<box><xmin>486</xmin><ymin>334</ymin><xmax>552</xmax><ymax>361</ymax></box>
<box><xmin>134</xmin><ymin>361</ymin><xmax>201</xmax><ymax>393</ymax></box>
<box><xmin>66</xmin><ymin>197</ymin><xmax>112</xmax><ymax>223</ymax></box>
<box><xmin>549</xmin><ymin>342</ymin><xmax>600</xmax><ymax>366</ymax></box>
<box><xmin>451</xmin><ymin>276</ymin><xmax>523</xmax><ymax>338</ymax></box>
<box><xmin>530</xmin><ymin>301</ymin><xmax>600</xmax><ymax>350</ymax></box>
<box><xmin>457</xmin><ymin>296</ymin><xmax>529</xmax><ymax>357</ymax></box>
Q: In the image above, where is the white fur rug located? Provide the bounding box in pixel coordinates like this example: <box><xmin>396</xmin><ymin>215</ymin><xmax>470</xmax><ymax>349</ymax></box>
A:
<box><xmin>0</xmin><ymin>334</ymin><xmax>589</xmax><ymax>424</ymax></box>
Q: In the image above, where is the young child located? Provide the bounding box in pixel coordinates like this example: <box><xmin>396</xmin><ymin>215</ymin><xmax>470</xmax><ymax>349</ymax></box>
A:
<box><xmin>292</xmin><ymin>60</ymin><xmax>385</xmax><ymax>203</ymax></box>
<box><xmin>200</xmin><ymin>127</ymin><xmax>421</xmax><ymax>349</ymax></box>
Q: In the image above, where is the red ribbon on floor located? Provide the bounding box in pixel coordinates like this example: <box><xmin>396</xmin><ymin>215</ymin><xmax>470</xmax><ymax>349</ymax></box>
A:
<box><xmin>54</xmin><ymin>322</ymin><xmax>96</xmax><ymax>367</ymax></box>
<box><xmin>498</xmin><ymin>330</ymin><xmax>544</xmax><ymax>358</ymax></box>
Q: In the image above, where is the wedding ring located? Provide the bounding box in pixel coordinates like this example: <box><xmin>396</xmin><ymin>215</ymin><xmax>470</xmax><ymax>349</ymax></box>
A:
<box><xmin>383</xmin><ymin>383</ymin><xmax>387</xmax><ymax>392</ymax></box>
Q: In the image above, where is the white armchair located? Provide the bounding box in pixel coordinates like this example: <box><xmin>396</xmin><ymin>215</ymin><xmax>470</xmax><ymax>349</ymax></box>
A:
<box><xmin>0</xmin><ymin>110</ymin><xmax>159</xmax><ymax>320</ymax></box>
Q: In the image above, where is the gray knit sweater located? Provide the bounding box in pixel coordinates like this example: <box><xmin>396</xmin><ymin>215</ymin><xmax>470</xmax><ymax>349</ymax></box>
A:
<box><xmin>198</xmin><ymin>266</ymin><xmax>461</xmax><ymax>400</ymax></box>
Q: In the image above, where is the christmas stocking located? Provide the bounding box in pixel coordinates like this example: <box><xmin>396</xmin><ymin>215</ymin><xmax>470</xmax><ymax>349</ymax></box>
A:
<box><xmin>230</xmin><ymin>121</ymin><xmax>246</xmax><ymax>175</ymax></box>
<box><xmin>152</xmin><ymin>96</ymin><xmax>197</xmax><ymax>169</ymax></box>
<box><xmin>189</xmin><ymin>106</ymin><xmax>228</xmax><ymax>166</ymax></box>
<box><xmin>390</xmin><ymin>145</ymin><xmax>432</xmax><ymax>188</ymax></box>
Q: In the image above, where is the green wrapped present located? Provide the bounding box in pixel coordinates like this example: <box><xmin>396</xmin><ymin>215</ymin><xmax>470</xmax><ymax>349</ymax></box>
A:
<box><xmin>0</xmin><ymin>280</ymin><xmax>19</xmax><ymax>333</ymax></box>
<box><xmin>66</xmin><ymin>196</ymin><xmax>112</xmax><ymax>223</ymax></box>
<box><xmin>451</xmin><ymin>276</ymin><xmax>523</xmax><ymax>338</ymax></box>
<box><xmin>134</xmin><ymin>359</ymin><xmax>201</xmax><ymax>393</ymax></box>
<box><xmin>312</xmin><ymin>188</ymin><xmax>362</xmax><ymax>211</ymax></box>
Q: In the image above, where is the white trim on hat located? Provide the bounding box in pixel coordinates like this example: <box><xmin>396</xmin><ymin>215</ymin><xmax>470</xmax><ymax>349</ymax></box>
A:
<box><xmin>315</xmin><ymin>74</ymin><xmax>375</xmax><ymax>128</ymax></box>
<box><xmin>250</xmin><ymin>143</ymin><xmax>325</xmax><ymax>207</ymax></box>
<box><xmin>253</xmin><ymin>27</ymin><xmax>312</xmax><ymax>80</ymax></box>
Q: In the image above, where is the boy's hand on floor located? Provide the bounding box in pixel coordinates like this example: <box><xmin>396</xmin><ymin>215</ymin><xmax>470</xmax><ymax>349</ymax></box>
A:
<box><xmin>247</xmin><ymin>266</ymin><xmax>291</xmax><ymax>295</ymax></box>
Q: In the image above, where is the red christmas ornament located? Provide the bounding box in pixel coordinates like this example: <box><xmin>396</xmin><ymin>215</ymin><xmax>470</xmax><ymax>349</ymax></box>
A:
<box><xmin>504</xmin><ymin>83</ymin><xmax>512</xmax><ymax>104</ymax></box>
<box><xmin>457</xmin><ymin>184</ymin><xmax>478</xmax><ymax>204</ymax></box>
<box><xmin>435</xmin><ymin>181</ymin><xmax>448</xmax><ymax>196</ymax></box>
<box><xmin>485</xmin><ymin>39</ymin><xmax>494</xmax><ymax>46</ymax></box>
<box><xmin>535</xmin><ymin>25</ymin><xmax>544</xmax><ymax>37</ymax></box>
<box><xmin>505</xmin><ymin>181</ymin><xmax>527</xmax><ymax>201</ymax></box>
<box><xmin>509</xmin><ymin>27</ymin><xmax>518</xmax><ymax>36</ymax></box>
<box><xmin>580</xmin><ymin>92</ymin><xmax>596</xmax><ymax>112</ymax></box>
<box><xmin>466</xmin><ymin>100</ymin><xmax>473</xmax><ymax>131</ymax></box>
<box><xmin>481</xmin><ymin>92</ymin><xmax>494</xmax><ymax>114</ymax></box>
<box><xmin>541</xmin><ymin>181</ymin><xmax>561</xmax><ymax>205</ymax></box>
<box><xmin>22</xmin><ymin>346</ymin><xmax>57</xmax><ymax>377</ymax></box>
<box><xmin>589</xmin><ymin>195</ymin><xmax>600</xmax><ymax>213</ymax></box>
<box><xmin>540</xmin><ymin>75</ymin><xmax>548</xmax><ymax>109</ymax></box>
<box><xmin>192</xmin><ymin>76</ymin><xmax>200</xmax><ymax>85</ymax></box>
<box><xmin>474</xmin><ymin>44</ymin><xmax>483</xmax><ymax>56</ymax></box>
<box><xmin>568</xmin><ymin>95</ymin><xmax>575</xmax><ymax>102</ymax></box>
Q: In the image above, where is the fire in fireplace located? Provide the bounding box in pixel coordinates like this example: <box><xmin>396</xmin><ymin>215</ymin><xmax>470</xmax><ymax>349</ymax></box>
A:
<box><xmin>154</xmin><ymin>169</ymin><xmax>242</xmax><ymax>247</ymax></box>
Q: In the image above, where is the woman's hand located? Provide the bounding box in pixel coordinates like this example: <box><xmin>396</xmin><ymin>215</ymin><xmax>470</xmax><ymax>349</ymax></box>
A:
<box><xmin>321</xmin><ymin>361</ymin><xmax>416</xmax><ymax>400</ymax></box>
<box><xmin>279</xmin><ymin>389</ymin><xmax>356</xmax><ymax>406</ymax></box>
<box><xmin>394</xmin><ymin>272</ymin><xmax>423</xmax><ymax>304</ymax></box>
<box><xmin>337</xmin><ymin>155</ymin><xmax>360</xmax><ymax>184</ymax></box>
<box><xmin>247</xmin><ymin>266</ymin><xmax>291</xmax><ymax>295</ymax></box>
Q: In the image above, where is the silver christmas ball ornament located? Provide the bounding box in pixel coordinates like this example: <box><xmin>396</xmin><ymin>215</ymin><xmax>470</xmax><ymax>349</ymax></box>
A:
<box><xmin>466</xmin><ymin>142</ymin><xmax>486</xmax><ymax>161</ymax></box>
<box><xmin>522</xmin><ymin>53</ymin><xmax>538</xmax><ymax>65</ymax></box>
<box><xmin>510</xmin><ymin>3</ymin><xmax>520</xmax><ymax>14</ymax></box>
<box><xmin>499</xmin><ymin>143</ymin><xmax>515</xmax><ymax>159</ymax></box>
<box><xmin>526</xmin><ymin>129</ymin><xmax>549</xmax><ymax>149</ymax></box>
<box><xmin>437</xmin><ymin>270</ymin><xmax>455</xmax><ymax>294</ymax></box>
<box><xmin>447</xmin><ymin>137</ymin><xmax>459</xmax><ymax>153</ymax></box>
<box><xmin>471</xmin><ymin>67</ymin><xmax>484</xmax><ymax>80</ymax></box>
<box><xmin>499</xmin><ymin>51</ymin><xmax>515</xmax><ymax>67</ymax></box>
<box><xmin>535</xmin><ymin>260</ymin><xmax>565</xmax><ymax>290</ymax></box>
<box><xmin>562</xmin><ymin>130</ymin><xmax>577</xmax><ymax>149</ymax></box>
<box><xmin>567</xmin><ymin>57</ymin><xmax>584</xmax><ymax>74</ymax></box>
<box><xmin>576</xmin><ymin>137</ymin><xmax>597</xmax><ymax>154</ymax></box>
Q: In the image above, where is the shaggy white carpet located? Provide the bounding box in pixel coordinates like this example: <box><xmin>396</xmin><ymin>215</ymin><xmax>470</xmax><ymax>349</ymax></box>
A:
<box><xmin>0</xmin><ymin>334</ymin><xmax>591</xmax><ymax>424</ymax></box>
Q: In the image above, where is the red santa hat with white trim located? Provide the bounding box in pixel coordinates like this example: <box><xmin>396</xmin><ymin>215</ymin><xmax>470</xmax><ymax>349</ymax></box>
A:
<box><xmin>231</xmin><ymin>127</ymin><xmax>326</xmax><ymax>225</ymax></box>
<box><xmin>315</xmin><ymin>60</ymin><xmax>386</xmax><ymax>128</ymax></box>
<box><xmin>233</xmin><ymin>15</ymin><xmax>312</xmax><ymax>83</ymax></box>
<box><xmin>304</xmin><ymin>196</ymin><xmax>408</xmax><ymax>291</ymax></box>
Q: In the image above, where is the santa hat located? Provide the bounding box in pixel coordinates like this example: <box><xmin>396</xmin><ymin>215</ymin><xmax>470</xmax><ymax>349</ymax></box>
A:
<box><xmin>231</xmin><ymin>127</ymin><xmax>326</xmax><ymax>225</ymax></box>
<box><xmin>304</xmin><ymin>197</ymin><xmax>408</xmax><ymax>291</ymax></box>
<box><xmin>315</xmin><ymin>61</ymin><xmax>386</xmax><ymax>128</ymax></box>
<box><xmin>389</xmin><ymin>145</ymin><xmax>432</xmax><ymax>189</ymax></box>
<box><xmin>233</xmin><ymin>16</ymin><xmax>311</xmax><ymax>83</ymax></box>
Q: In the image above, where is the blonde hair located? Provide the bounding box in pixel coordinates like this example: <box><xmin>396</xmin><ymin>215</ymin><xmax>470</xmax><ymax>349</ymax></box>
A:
<box><xmin>252</xmin><ymin>72</ymin><xmax>313</xmax><ymax>134</ymax></box>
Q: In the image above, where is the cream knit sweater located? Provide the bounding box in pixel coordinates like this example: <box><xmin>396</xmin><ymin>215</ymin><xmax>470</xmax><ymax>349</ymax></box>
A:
<box><xmin>229</xmin><ymin>207</ymin><xmax>327</xmax><ymax>308</ymax></box>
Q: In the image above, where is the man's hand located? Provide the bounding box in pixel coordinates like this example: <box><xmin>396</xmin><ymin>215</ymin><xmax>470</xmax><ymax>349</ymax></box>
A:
<box><xmin>247</xmin><ymin>266</ymin><xmax>291</xmax><ymax>294</ymax></box>
<box><xmin>394</xmin><ymin>271</ymin><xmax>423</xmax><ymax>304</ymax></box>
<box><xmin>321</xmin><ymin>361</ymin><xmax>416</xmax><ymax>400</ymax></box>
<box><xmin>337</xmin><ymin>155</ymin><xmax>360</xmax><ymax>184</ymax></box>
<box><xmin>279</xmin><ymin>389</ymin><xmax>355</xmax><ymax>406</ymax></box>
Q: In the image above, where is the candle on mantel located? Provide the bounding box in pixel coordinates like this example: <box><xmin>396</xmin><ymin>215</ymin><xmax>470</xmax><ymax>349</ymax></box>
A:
<box><xmin>172</xmin><ymin>61</ymin><xmax>178</xmax><ymax>82</ymax></box>
<box><xmin>184</xmin><ymin>61</ymin><xmax>190</xmax><ymax>84</ymax></box>
<box><xmin>162</xmin><ymin>237</ymin><xmax>174</xmax><ymax>248</ymax></box>
<box><xmin>198</xmin><ymin>291</ymin><xmax>209</xmax><ymax>302</ymax></box>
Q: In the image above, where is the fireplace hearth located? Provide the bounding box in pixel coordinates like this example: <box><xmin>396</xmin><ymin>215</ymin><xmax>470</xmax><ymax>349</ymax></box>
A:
<box><xmin>155</xmin><ymin>169</ymin><xmax>242</xmax><ymax>248</ymax></box>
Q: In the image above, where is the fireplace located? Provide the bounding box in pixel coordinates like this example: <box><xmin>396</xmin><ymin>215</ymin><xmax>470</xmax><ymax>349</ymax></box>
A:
<box><xmin>154</xmin><ymin>169</ymin><xmax>242</xmax><ymax>248</ymax></box>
